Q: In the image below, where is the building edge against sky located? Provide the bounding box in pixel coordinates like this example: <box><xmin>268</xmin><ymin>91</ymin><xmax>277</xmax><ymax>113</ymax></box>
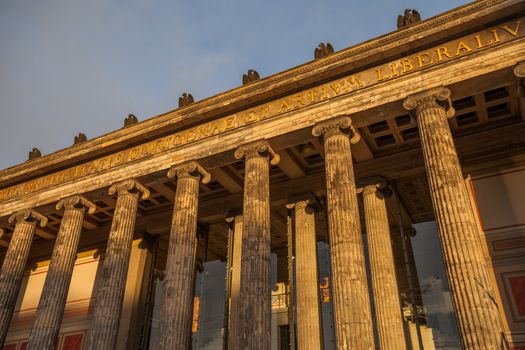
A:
<box><xmin>0</xmin><ymin>0</ymin><xmax>524</xmax><ymax>349</ymax></box>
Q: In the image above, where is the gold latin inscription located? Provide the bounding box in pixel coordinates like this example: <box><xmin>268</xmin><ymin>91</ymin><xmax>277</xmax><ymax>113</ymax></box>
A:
<box><xmin>0</xmin><ymin>18</ymin><xmax>522</xmax><ymax>202</ymax></box>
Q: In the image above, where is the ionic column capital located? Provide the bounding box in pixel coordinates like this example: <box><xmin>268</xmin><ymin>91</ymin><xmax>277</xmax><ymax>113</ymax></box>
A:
<box><xmin>8</xmin><ymin>208</ymin><xmax>48</xmax><ymax>227</ymax></box>
<box><xmin>234</xmin><ymin>140</ymin><xmax>280</xmax><ymax>165</ymax></box>
<box><xmin>403</xmin><ymin>87</ymin><xmax>455</xmax><ymax>119</ymax></box>
<box><xmin>56</xmin><ymin>195</ymin><xmax>97</xmax><ymax>214</ymax></box>
<box><xmin>514</xmin><ymin>61</ymin><xmax>525</xmax><ymax>78</ymax></box>
<box><xmin>357</xmin><ymin>177</ymin><xmax>392</xmax><ymax>198</ymax></box>
<box><xmin>226</xmin><ymin>208</ymin><xmax>243</xmax><ymax>224</ymax></box>
<box><xmin>108</xmin><ymin>179</ymin><xmax>150</xmax><ymax>200</ymax></box>
<box><xmin>167</xmin><ymin>161</ymin><xmax>211</xmax><ymax>184</ymax></box>
<box><xmin>514</xmin><ymin>61</ymin><xmax>525</xmax><ymax>97</ymax></box>
<box><xmin>285</xmin><ymin>192</ymin><xmax>322</xmax><ymax>212</ymax></box>
<box><xmin>312</xmin><ymin>116</ymin><xmax>360</xmax><ymax>143</ymax></box>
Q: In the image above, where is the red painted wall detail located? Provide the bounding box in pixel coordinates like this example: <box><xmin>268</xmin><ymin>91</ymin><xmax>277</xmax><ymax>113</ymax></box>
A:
<box><xmin>509</xmin><ymin>276</ymin><xmax>525</xmax><ymax>316</ymax></box>
<box><xmin>62</xmin><ymin>334</ymin><xmax>83</xmax><ymax>350</ymax></box>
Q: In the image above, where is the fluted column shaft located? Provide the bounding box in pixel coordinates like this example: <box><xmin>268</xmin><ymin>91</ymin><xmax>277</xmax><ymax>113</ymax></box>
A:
<box><xmin>287</xmin><ymin>196</ymin><xmax>322</xmax><ymax>350</ymax></box>
<box><xmin>28</xmin><ymin>195</ymin><xmax>96</xmax><ymax>350</ymax></box>
<box><xmin>157</xmin><ymin>161</ymin><xmax>210</xmax><ymax>350</ymax></box>
<box><xmin>227</xmin><ymin>214</ymin><xmax>243</xmax><ymax>350</ymax></box>
<box><xmin>361</xmin><ymin>183</ymin><xmax>406</xmax><ymax>350</ymax></box>
<box><xmin>312</xmin><ymin>117</ymin><xmax>374</xmax><ymax>349</ymax></box>
<box><xmin>404</xmin><ymin>87</ymin><xmax>505</xmax><ymax>349</ymax></box>
<box><xmin>85</xmin><ymin>180</ymin><xmax>150</xmax><ymax>350</ymax></box>
<box><xmin>0</xmin><ymin>210</ymin><xmax>47</xmax><ymax>347</ymax></box>
<box><xmin>234</xmin><ymin>140</ymin><xmax>279</xmax><ymax>350</ymax></box>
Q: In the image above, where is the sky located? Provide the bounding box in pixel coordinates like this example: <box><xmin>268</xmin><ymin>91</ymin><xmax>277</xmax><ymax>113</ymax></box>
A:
<box><xmin>0</xmin><ymin>0</ymin><xmax>470</xmax><ymax>170</ymax></box>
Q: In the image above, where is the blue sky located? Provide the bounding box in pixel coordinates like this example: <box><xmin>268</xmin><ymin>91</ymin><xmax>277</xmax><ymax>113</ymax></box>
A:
<box><xmin>0</xmin><ymin>0</ymin><xmax>469</xmax><ymax>170</ymax></box>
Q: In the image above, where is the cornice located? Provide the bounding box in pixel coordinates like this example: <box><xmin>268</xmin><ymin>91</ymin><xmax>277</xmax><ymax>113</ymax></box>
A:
<box><xmin>0</xmin><ymin>0</ymin><xmax>521</xmax><ymax>188</ymax></box>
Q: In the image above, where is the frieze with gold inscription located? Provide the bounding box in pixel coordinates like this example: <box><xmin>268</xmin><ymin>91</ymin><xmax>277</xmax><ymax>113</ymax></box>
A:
<box><xmin>0</xmin><ymin>18</ymin><xmax>522</xmax><ymax>202</ymax></box>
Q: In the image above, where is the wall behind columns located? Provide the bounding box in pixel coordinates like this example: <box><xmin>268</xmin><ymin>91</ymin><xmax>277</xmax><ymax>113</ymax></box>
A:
<box><xmin>470</xmin><ymin>167</ymin><xmax>525</xmax><ymax>349</ymax></box>
<box><xmin>3</xmin><ymin>252</ymin><xmax>102</xmax><ymax>349</ymax></box>
<box><xmin>3</xmin><ymin>237</ymin><xmax>155</xmax><ymax>350</ymax></box>
<box><xmin>116</xmin><ymin>237</ymin><xmax>156</xmax><ymax>350</ymax></box>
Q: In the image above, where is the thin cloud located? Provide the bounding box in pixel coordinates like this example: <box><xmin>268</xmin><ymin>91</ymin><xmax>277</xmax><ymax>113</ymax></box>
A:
<box><xmin>0</xmin><ymin>0</ymin><xmax>469</xmax><ymax>169</ymax></box>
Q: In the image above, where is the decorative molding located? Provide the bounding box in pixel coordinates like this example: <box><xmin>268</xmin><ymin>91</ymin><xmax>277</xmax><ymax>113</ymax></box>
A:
<box><xmin>0</xmin><ymin>15</ymin><xmax>522</xmax><ymax>203</ymax></box>
<box><xmin>492</xmin><ymin>237</ymin><xmax>525</xmax><ymax>251</ymax></box>
<box><xmin>502</xmin><ymin>270</ymin><xmax>525</xmax><ymax>322</ymax></box>
<box><xmin>56</xmin><ymin>194</ymin><xmax>97</xmax><ymax>214</ymax></box>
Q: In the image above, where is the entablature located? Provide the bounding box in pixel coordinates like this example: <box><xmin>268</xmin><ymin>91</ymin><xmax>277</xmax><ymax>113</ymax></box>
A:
<box><xmin>0</xmin><ymin>0</ymin><xmax>522</xmax><ymax>188</ymax></box>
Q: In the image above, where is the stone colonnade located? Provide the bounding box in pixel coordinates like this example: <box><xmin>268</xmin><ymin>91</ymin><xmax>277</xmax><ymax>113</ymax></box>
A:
<box><xmin>85</xmin><ymin>180</ymin><xmax>150</xmax><ymax>350</ymax></box>
<box><xmin>404</xmin><ymin>87</ymin><xmax>505</xmax><ymax>349</ymax></box>
<box><xmin>226</xmin><ymin>212</ymin><xmax>243</xmax><ymax>350</ymax></box>
<box><xmin>286</xmin><ymin>194</ymin><xmax>323</xmax><ymax>350</ymax></box>
<box><xmin>157</xmin><ymin>162</ymin><xmax>211</xmax><ymax>350</ymax></box>
<box><xmin>233</xmin><ymin>140</ymin><xmax>279</xmax><ymax>349</ymax></box>
<box><xmin>358</xmin><ymin>180</ymin><xmax>407</xmax><ymax>349</ymax></box>
<box><xmin>0</xmin><ymin>209</ymin><xmax>47</xmax><ymax>346</ymax></box>
<box><xmin>0</xmin><ymin>86</ymin><xmax>505</xmax><ymax>349</ymax></box>
<box><xmin>312</xmin><ymin>117</ymin><xmax>375</xmax><ymax>349</ymax></box>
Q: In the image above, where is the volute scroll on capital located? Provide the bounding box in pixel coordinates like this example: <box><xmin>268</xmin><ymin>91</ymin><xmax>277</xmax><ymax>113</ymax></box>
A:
<box><xmin>285</xmin><ymin>192</ymin><xmax>323</xmax><ymax>212</ymax></box>
<box><xmin>167</xmin><ymin>161</ymin><xmax>211</xmax><ymax>184</ymax></box>
<box><xmin>56</xmin><ymin>194</ymin><xmax>97</xmax><ymax>214</ymax></box>
<box><xmin>514</xmin><ymin>61</ymin><xmax>525</xmax><ymax>97</ymax></box>
<box><xmin>108</xmin><ymin>179</ymin><xmax>151</xmax><ymax>200</ymax></box>
<box><xmin>403</xmin><ymin>87</ymin><xmax>455</xmax><ymax>119</ymax></box>
<box><xmin>8</xmin><ymin>208</ymin><xmax>48</xmax><ymax>227</ymax></box>
<box><xmin>234</xmin><ymin>140</ymin><xmax>280</xmax><ymax>165</ymax></box>
<box><xmin>225</xmin><ymin>208</ymin><xmax>243</xmax><ymax>224</ymax></box>
<box><xmin>358</xmin><ymin>176</ymin><xmax>392</xmax><ymax>196</ymax></box>
<box><xmin>311</xmin><ymin>116</ymin><xmax>361</xmax><ymax>144</ymax></box>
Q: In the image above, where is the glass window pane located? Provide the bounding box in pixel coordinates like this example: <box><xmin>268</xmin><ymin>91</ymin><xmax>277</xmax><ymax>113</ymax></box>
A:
<box><xmin>409</xmin><ymin>221</ymin><xmax>461</xmax><ymax>349</ymax></box>
<box><xmin>192</xmin><ymin>260</ymin><xmax>226</xmax><ymax>350</ymax></box>
<box><xmin>317</xmin><ymin>241</ymin><xmax>336</xmax><ymax>350</ymax></box>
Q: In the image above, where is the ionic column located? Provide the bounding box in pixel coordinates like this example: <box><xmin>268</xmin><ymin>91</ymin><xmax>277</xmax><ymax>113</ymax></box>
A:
<box><xmin>404</xmin><ymin>87</ymin><xmax>505</xmax><ymax>349</ymax></box>
<box><xmin>28</xmin><ymin>195</ymin><xmax>96</xmax><ymax>350</ymax></box>
<box><xmin>233</xmin><ymin>140</ymin><xmax>279</xmax><ymax>350</ymax></box>
<box><xmin>286</xmin><ymin>194</ymin><xmax>322</xmax><ymax>350</ymax></box>
<box><xmin>157</xmin><ymin>161</ymin><xmax>210</xmax><ymax>350</ymax></box>
<box><xmin>226</xmin><ymin>213</ymin><xmax>243</xmax><ymax>350</ymax></box>
<box><xmin>514</xmin><ymin>61</ymin><xmax>525</xmax><ymax>97</ymax></box>
<box><xmin>85</xmin><ymin>179</ymin><xmax>150</xmax><ymax>350</ymax></box>
<box><xmin>0</xmin><ymin>209</ymin><xmax>47</xmax><ymax>347</ymax></box>
<box><xmin>312</xmin><ymin>117</ymin><xmax>374</xmax><ymax>349</ymax></box>
<box><xmin>358</xmin><ymin>180</ymin><xmax>406</xmax><ymax>350</ymax></box>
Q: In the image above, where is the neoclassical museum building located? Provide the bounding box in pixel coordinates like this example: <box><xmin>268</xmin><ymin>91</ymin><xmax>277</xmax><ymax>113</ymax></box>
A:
<box><xmin>0</xmin><ymin>0</ymin><xmax>524</xmax><ymax>349</ymax></box>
